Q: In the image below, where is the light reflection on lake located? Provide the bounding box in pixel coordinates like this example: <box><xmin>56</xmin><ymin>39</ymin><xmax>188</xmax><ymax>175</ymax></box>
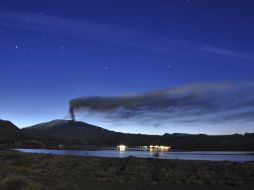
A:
<box><xmin>15</xmin><ymin>148</ymin><xmax>254</xmax><ymax>162</ymax></box>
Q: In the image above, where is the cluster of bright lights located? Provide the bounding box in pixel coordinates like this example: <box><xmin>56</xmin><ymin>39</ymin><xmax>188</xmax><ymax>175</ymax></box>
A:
<box><xmin>140</xmin><ymin>145</ymin><xmax>171</xmax><ymax>152</ymax></box>
<box><xmin>117</xmin><ymin>145</ymin><xmax>127</xmax><ymax>151</ymax></box>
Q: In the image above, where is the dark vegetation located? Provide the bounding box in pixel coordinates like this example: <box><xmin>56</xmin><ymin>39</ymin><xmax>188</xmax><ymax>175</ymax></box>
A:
<box><xmin>1</xmin><ymin>119</ymin><xmax>254</xmax><ymax>150</ymax></box>
<box><xmin>0</xmin><ymin>150</ymin><xmax>254</xmax><ymax>190</ymax></box>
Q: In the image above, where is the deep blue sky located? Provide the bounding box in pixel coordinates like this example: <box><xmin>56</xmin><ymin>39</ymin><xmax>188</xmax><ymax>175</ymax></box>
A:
<box><xmin>0</xmin><ymin>0</ymin><xmax>254</xmax><ymax>134</ymax></box>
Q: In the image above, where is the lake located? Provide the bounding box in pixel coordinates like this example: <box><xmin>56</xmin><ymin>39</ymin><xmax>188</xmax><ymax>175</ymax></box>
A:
<box><xmin>15</xmin><ymin>148</ymin><xmax>254</xmax><ymax>162</ymax></box>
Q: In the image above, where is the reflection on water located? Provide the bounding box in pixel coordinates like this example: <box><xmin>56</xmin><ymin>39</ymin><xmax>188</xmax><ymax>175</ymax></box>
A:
<box><xmin>15</xmin><ymin>148</ymin><xmax>254</xmax><ymax>162</ymax></box>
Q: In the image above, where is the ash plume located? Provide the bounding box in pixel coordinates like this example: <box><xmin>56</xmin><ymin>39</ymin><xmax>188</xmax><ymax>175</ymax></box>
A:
<box><xmin>69</xmin><ymin>106</ymin><xmax>75</xmax><ymax>121</ymax></box>
<box><xmin>68</xmin><ymin>82</ymin><xmax>254</xmax><ymax>125</ymax></box>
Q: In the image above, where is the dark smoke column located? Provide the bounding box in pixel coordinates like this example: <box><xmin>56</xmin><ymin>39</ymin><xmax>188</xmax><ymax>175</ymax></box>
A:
<box><xmin>69</xmin><ymin>106</ymin><xmax>75</xmax><ymax>121</ymax></box>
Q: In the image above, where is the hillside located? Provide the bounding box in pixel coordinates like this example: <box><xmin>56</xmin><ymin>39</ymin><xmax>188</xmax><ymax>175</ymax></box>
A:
<box><xmin>161</xmin><ymin>133</ymin><xmax>254</xmax><ymax>150</ymax></box>
<box><xmin>0</xmin><ymin>119</ymin><xmax>20</xmax><ymax>139</ymax></box>
<box><xmin>0</xmin><ymin>119</ymin><xmax>26</xmax><ymax>148</ymax></box>
<box><xmin>22</xmin><ymin>120</ymin><xmax>120</xmax><ymax>146</ymax></box>
<box><xmin>0</xmin><ymin>119</ymin><xmax>253</xmax><ymax>150</ymax></box>
<box><xmin>21</xmin><ymin>120</ymin><xmax>254</xmax><ymax>150</ymax></box>
<box><xmin>22</xmin><ymin>120</ymin><xmax>162</xmax><ymax>147</ymax></box>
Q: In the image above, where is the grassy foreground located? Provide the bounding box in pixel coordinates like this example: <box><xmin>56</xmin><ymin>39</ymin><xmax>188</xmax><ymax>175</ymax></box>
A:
<box><xmin>0</xmin><ymin>150</ymin><xmax>254</xmax><ymax>190</ymax></box>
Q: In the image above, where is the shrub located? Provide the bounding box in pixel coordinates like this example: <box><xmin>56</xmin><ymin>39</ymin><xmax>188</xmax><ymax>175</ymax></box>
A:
<box><xmin>0</xmin><ymin>175</ymin><xmax>41</xmax><ymax>190</ymax></box>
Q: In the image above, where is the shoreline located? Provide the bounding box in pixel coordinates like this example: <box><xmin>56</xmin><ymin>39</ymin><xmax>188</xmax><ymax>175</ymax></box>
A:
<box><xmin>12</xmin><ymin>148</ymin><xmax>254</xmax><ymax>162</ymax></box>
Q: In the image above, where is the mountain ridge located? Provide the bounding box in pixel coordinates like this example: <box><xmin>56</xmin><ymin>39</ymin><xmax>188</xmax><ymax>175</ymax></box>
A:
<box><xmin>0</xmin><ymin>119</ymin><xmax>19</xmax><ymax>131</ymax></box>
<box><xmin>0</xmin><ymin>119</ymin><xmax>20</xmax><ymax>139</ymax></box>
<box><xmin>1</xmin><ymin>119</ymin><xmax>254</xmax><ymax>150</ymax></box>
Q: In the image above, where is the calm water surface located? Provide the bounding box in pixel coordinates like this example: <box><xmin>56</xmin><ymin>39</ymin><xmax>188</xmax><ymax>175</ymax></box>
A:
<box><xmin>15</xmin><ymin>149</ymin><xmax>254</xmax><ymax>162</ymax></box>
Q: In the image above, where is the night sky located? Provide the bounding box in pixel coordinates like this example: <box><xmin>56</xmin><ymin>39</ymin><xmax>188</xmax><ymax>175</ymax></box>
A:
<box><xmin>1</xmin><ymin>0</ymin><xmax>254</xmax><ymax>135</ymax></box>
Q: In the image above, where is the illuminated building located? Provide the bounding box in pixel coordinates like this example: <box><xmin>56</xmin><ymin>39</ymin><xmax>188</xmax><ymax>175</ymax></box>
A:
<box><xmin>117</xmin><ymin>145</ymin><xmax>127</xmax><ymax>151</ymax></box>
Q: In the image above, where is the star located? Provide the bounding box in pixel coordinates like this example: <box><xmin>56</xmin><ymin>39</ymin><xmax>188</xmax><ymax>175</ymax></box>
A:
<box><xmin>15</xmin><ymin>45</ymin><xmax>18</xmax><ymax>49</ymax></box>
<box><xmin>167</xmin><ymin>65</ymin><xmax>170</xmax><ymax>69</ymax></box>
<box><xmin>40</xmin><ymin>9</ymin><xmax>45</xmax><ymax>16</ymax></box>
